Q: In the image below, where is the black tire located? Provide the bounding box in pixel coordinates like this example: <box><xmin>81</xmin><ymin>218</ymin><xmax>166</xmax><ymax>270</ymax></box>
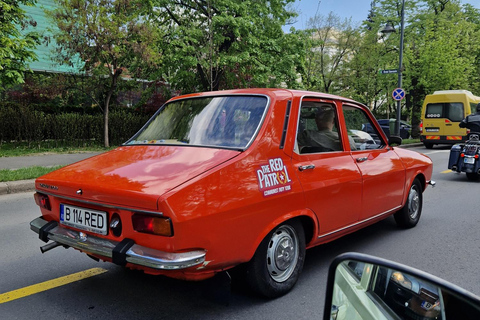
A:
<box><xmin>466</xmin><ymin>172</ymin><xmax>480</xmax><ymax>181</ymax></box>
<box><xmin>246</xmin><ymin>220</ymin><xmax>306</xmax><ymax>298</ymax></box>
<box><xmin>394</xmin><ymin>178</ymin><xmax>423</xmax><ymax>228</ymax></box>
<box><xmin>423</xmin><ymin>142</ymin><xmax>433</xmax><ymax>149</ymax></box>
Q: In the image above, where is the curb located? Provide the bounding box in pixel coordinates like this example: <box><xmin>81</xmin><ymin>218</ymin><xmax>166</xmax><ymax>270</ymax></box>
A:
<box><xmin>0</xmin><ymin>179</ymin><xmax>35</xmax><ymax>195</ymax></box>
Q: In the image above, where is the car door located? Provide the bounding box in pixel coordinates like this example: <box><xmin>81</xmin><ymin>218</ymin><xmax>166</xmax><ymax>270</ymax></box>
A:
<box><xmin>342</xmin><ymin>104</ymin><xmax>405</xmax><ymax>220</ymax></box>
<box><xmin>292</xmin><ymin>99</ymin><xmax>362</xmax><ymax>235</ymax></box>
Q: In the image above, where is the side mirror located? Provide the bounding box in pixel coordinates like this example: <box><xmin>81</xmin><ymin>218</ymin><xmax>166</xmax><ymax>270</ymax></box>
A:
<box><xmin>388</xmin><ymin>135</ymin><xmax>402</xmax><ymax>146</ymax></box>
<box><xmin>324</xmin><ymin>253</ymin><xmax>480</xmax><ymax>320</ymax></box>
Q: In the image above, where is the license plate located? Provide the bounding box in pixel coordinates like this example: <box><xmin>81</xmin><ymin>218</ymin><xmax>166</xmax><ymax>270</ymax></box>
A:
<box><xmin>464</xmin><ymin>157</ymin><xmax>475</xmax><ymax>164</ymax></box>
<box><xmin>425</xmin><ymin>128</ymin><xmax>439</xmax><ymax>132</ymax></box>
<box><xmin>60</xmin><ymin>204</ymin><xmax>108</xmax><ymax>235</ymax></box>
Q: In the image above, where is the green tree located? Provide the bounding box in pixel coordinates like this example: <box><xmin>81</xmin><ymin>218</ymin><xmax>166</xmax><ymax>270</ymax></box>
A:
<box><xmin>343</xmin><ymin>0</ymin><xmax>480</xmax><ymax>137</ymax></box>
<box><xmin>150</xmin><ymin>0</ymin><xmax>302</xmax><ymax>92</ymax></box>
<box><xmin>0</xmin><ymin>0</ymin><xmax>39</xmax><ymax>88</ymax></box>
<box><xmin>50</xmin><ymin>0</ymin><xmax>160</xmax><ymax>147</ymax></box>
<box><xmin>302</xmin><ymin>12</ymin><xmax>361</xmax><ymax>94</ymax></box>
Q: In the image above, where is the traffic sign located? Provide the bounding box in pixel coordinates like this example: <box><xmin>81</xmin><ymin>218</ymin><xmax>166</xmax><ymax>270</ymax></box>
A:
<box><xmin>380</xmin><ymin>69</ymin><xmax>398</xmax><ymax>74</ymax></box>
<box><xmin>392</xmin><ymin>88</ymin><xmax>405</xmax><ymax>101</ymax></box>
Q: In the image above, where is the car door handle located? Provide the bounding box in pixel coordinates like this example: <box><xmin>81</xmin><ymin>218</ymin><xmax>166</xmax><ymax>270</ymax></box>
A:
<box><xmin>298</xmin><ymin>164</ymin><xmax>315</xmax><ymax>171</ymax></box>
<box><xmin>356</xmin><ymin>157</ymin><xmax>368</xmax><ymax>163</ymax></box>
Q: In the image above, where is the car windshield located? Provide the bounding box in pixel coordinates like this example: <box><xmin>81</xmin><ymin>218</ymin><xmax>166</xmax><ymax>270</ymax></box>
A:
<box><xmin>126</xmin><ymin>95</ymin><xmax>268</xmax><ymax>149</ymax></box>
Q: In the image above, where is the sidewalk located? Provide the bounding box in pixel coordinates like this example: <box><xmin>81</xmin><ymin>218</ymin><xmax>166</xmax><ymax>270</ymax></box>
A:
<box><xmin>0</xmin><ymin>152</ymin><xmax>101</xmax><ymax>195</ymax></box>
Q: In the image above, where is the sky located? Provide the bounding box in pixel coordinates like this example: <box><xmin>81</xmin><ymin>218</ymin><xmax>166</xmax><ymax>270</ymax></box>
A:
<box><xmin>285</xmin><ymin>0</ymin><xmax>480</xmax><ymax>31</ymax></box>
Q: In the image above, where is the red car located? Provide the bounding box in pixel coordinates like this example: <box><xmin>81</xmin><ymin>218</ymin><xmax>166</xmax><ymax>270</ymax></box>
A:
<box><xmin>31</xmin><ymin>89</ymin><xmax>434</xmax><ymax>298</ymax></box>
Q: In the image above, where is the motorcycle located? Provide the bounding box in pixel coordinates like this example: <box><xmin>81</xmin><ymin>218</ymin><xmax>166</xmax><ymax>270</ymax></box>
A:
<box><xmin>448</xmin><ymin>132</ymin><xmax>480</xmax><ymax>181</ymax></box>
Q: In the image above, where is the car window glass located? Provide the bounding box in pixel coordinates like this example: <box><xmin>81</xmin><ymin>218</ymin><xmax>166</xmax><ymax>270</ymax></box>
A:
<box><xmin>370</xmin><ymin>267</ymin><xmax>443</xmax><ymax>320</ymax></box>
<box><xmin>345</xmin><ymin>261</ymin><xmax>365</xmax><ymax>281</ymax></box>
<box><xmin>426</xmin><ymin>102</ymin><xmax>464</xmax><ymax>122</ymax></box>
<box><xmin>127</xmin><ymin>96</ymin><xmax>267</xmax><ymax>149</ymax></box>
<box><xmin>343</xmin><ymin>105</ymin><xmax>384</xmax><ymax>150</ymax></box>
<box><xmin>296</xmin><ymin>102</ymin><xmax>343</xmax><ymax>154</ymax></box>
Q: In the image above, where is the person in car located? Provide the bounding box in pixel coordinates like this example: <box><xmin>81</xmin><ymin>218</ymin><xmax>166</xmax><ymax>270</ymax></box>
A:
<box><xmin>459</xmin><ymin>103</ymin><xmax>480</xmax><ymax>133</ymax></box>
<box><xmin>298</xmin><ymin>107</ymin><xmax>356</xmax><ymax>152</ymax></box>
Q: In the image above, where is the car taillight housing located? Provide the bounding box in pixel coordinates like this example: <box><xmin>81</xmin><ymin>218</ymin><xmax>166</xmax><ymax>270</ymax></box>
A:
<box><xmin>34</xmin><ymin>192</ymin><xmax>51</xmax><ymax>211</ymax></box>
<box><xmin>419</xmin><ymin>121</ymin><xmax>423</xmax><ymax>133</ymax></box>
<box><xmin>132</xmin><ymin>214</ymin><xmax>173</xmax><ymax>237</ymax></box>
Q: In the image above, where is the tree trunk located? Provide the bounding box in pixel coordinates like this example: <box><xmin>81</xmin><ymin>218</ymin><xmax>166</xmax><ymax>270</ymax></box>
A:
<box><xmin>104</xmin><ymin>95</ymin><xmax>110</xmax><ymax>148</ymax></box>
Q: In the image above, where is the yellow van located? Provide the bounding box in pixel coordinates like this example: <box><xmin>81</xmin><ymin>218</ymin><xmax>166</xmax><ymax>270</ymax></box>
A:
<box><xmin>420</xmin><ymin>90</ymin><xmax>480</xmax><ymax>149</ymax></box>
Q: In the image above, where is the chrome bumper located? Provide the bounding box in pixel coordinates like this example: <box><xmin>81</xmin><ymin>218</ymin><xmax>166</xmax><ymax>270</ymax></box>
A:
<box><xmin>30</xmin><ymin>217</ymin><xmax>206</xmax><ymax>270</ymax></box>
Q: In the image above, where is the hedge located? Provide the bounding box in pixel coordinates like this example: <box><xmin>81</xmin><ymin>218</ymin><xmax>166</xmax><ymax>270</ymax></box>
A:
<box><xmin>0</xmin><ymin>105</ymin><xmax>150</xmax><ymax>147</ymax></box>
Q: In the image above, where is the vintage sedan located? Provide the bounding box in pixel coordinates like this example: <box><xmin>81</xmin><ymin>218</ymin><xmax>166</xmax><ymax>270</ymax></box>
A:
<box><xmin>31</xmin><ymin>89</ymin><xmax>434</xmax><ymax>298</ymax></box>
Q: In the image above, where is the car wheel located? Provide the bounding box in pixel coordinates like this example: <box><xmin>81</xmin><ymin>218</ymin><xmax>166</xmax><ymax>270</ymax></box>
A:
<box><xmin>394</xmin><ymin>178</ymin><xmax>423</xmax><ymax>228</ymax></box>
<box><xmin>423</xmin><ymin>142</ymin><xmax>433</xmax><ymax>149</ymax></box>
<box><xmin>466</xmin><ymin>172</ymin><xmax>480</xmax><ymax>181</ymax></box>
<box><xmin>246</xmin><ymin>220</ymin><xmax>305</xmax><ymax>298</ymax></box>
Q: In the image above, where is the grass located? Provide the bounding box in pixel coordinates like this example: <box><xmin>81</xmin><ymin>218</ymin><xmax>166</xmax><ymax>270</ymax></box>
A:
<box><xmin>0</xmin><ymin>165</ymin><xmax>64</xmax><ymax>182</ymax></box>
<box><xmin>0</xmin><ymin>141</ymin><xmax>112</xmax><ymax>157</ymax></box>
<box><xmin>402</xmin><ymin>138</ymin><xmax>420</xmax><ymax>144</ymax></box>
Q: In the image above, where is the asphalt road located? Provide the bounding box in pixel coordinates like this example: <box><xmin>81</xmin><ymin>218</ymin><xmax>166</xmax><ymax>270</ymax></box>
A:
<box><xmin>1</xmin><ymin>145</ymin><xmax>479</xmax><ymax>319</ymax></box>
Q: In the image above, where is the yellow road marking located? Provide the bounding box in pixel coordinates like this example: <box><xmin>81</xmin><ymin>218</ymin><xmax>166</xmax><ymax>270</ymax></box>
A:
<box><xmin>0</xmin><ymin>267</ymin><xmax>108</xmax><ymax>304</ymax></box>
<box><xmin>441</xmin><ymin>170</ymin><xmax>452</xmax><ymax>173</ymax></box>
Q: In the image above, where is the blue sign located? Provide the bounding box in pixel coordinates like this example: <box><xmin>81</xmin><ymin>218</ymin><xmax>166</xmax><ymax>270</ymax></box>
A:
<box><xmin>392</xmin><ymin>88</ymin><xmax>406</xmax><ymax>101</ymax></box>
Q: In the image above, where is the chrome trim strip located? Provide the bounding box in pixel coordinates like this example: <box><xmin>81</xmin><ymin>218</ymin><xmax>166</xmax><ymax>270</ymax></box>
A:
<box><xmin>317</xmin><ymin>206</ymin><xmax>402</xmax><ymax>239</ymax></box>
<box><xmin>30</xmin><ymin>217</ymin><xmax>206</xmax><ymax>270</ymax></box>
<box><xmin>35</xmin><ymin>189</ymin><xmax>163</xmax><ymax>216</ymax></box>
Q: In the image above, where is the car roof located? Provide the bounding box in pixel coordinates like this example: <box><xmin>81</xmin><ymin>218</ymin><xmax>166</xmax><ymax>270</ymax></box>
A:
<box><xmin>167</xmin><ymin>88</ymin><xmax>364</xmax><ymax>107</ymax></box>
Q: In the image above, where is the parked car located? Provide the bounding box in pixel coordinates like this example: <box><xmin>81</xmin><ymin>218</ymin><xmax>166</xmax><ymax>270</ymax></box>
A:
<box><xmin>378</xmin><ymin>119</ymin><xmax>412</xmax><ymax>139</ymax></box>
<box><xmin>364</xmin><ymin>119</ymin><xmax>411</xmax><ymax>140</ymax></box>
<box><xmin>31</xmin><ymin>89</ymin><xmax>434</xmax><ymax>298</ymax></box>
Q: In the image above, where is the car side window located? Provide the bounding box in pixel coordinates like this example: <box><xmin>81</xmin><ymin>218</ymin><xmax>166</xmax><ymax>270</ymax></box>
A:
<box><xmin>345</xmin><ymin>261</ymin><xmax>366</xmax><ymax>281</ymax></box>
<box><xmin>296</xmin><ymin>102</ymin><xmax>343</xmax><ymax>154</ymax></box>
<box><xmin>370</xmin><ymin>267</ymin><xmax>443</xmax><ymax>320</ymax></box>
<box><xmin>343</xmin><ymin>105</ymin><xmax>385</xmax><ymax>150</ymax></box>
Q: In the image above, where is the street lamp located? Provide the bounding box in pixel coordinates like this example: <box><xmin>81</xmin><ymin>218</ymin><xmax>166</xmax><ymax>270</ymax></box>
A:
<box><xmin>381</xmin><ymin>0</ymin><xmax>405</xmax><ymax>137</ymax></box>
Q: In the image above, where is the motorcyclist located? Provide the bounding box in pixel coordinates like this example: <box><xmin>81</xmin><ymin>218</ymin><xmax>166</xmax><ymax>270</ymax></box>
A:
<box><xmin>459</xmin><ymin>103</ymin><xmax>480</xmax><ymax>133</ymax></box>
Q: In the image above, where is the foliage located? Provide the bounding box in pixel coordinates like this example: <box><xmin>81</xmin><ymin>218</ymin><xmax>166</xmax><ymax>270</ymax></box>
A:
<box><xmin>0</xmin><ymin>0</ymin><xmax>40</xmax><ymax>88</ymax></box>
<box><xmin>303</xmin><ymin>12</ymin><xmax>361</xmax><ymax>94</ymax></box>
<box><xmin>150</xmin><ymin>0</ymin><xmax>303</xmax><ymax>92</ymax></box>
<box><xmin>49</xmin><ymin>0</ymin><xmax>160</xmax><ymax>147</ymax></box>
<box><xmin>0</xmin><ymin>104</ymin><xmax>150</xmax><ymax>147</ymax></box>
<box><xmin>340</xmin><ymin>0</ymin><xmax>480</xmax><ymax>137</ymax></box>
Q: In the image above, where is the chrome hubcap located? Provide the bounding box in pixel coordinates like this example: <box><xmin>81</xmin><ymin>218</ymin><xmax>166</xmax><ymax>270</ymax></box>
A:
<box><xmin>266</xmin><ymin>225</ymin><xmax>299</xmax><ymax>283</ymax></box>
<box><xmin>408</xmin><ymin>185</ymin><xmax>420</xmax><ymax>220</ymax></box>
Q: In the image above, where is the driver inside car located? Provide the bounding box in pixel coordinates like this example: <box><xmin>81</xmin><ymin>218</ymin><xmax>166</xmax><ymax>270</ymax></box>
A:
<box><xmin>298</xmin><ymin>107</ymin><xmax>356</xmax><ymax>153</ymax></box>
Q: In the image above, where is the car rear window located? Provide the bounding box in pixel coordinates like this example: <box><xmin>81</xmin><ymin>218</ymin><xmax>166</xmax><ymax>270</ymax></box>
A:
<box><xmin>425</xmin><ymin>102</ymin><xmax>464</xmax><ymax>121</ymax></box>
<box><xmin>126</xmin><ymin>95</ymin><xmax>268</xmax><ymax>149</ymax></box>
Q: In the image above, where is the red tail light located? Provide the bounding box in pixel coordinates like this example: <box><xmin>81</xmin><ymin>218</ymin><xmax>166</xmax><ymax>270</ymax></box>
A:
<box><xmin>34</xmin><ymin>192</ymin><xmax>51</xmax><ymax>211</ymax></box>
<box><xmin>132</xmin><ymin>214</ymin><xmax>173</xmax><ymax>237</ymax></box>
<box><xmin>419</xmin><ymin>121</ymin><xmax>423</xmax><ymax>133</ymax></box>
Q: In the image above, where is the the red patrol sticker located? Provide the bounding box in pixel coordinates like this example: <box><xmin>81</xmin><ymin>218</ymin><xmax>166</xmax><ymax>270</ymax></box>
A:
<box><xmin>257</xmin><ymin>158</ymin><xmax>292</xmax><ymax>197</ymax></box>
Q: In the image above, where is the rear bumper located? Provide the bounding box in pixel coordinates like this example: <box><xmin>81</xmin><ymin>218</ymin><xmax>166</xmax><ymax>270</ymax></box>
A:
<box><xmin>420</xmin><ymin>135</ymin><xmax>467</xmax><ymax>144</ymax></box>
<box><xmin>30</xmin><ymin>216</ymin><xmax>206</xmax><ymax>270</ymax></box>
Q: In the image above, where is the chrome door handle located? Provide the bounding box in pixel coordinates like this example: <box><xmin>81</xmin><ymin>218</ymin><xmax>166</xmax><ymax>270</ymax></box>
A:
<box><xmin>298</xmin><ymin>164</ymin><xmax>315</xmax><ymax>171</ymax></box>
<box><xmin>356</xmin><ymin>157</ymin><xmax>368</xmax><ymax>163</ymax></box>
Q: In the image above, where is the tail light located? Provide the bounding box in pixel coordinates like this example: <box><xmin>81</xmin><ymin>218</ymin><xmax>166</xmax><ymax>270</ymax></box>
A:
<box><xmin>34</xmin><ymin>192</ymin><xmax>51</xmax><ymax>211</ymax></box>
<box><xmin>132</xmin><ymin>214</ymin><xmax>173</xmax><ymax>237</ymax></box>
<box><xmin>419</xmin><ymin>121</ymin><xmax>423</xmax><ymax>133</ymax></box>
